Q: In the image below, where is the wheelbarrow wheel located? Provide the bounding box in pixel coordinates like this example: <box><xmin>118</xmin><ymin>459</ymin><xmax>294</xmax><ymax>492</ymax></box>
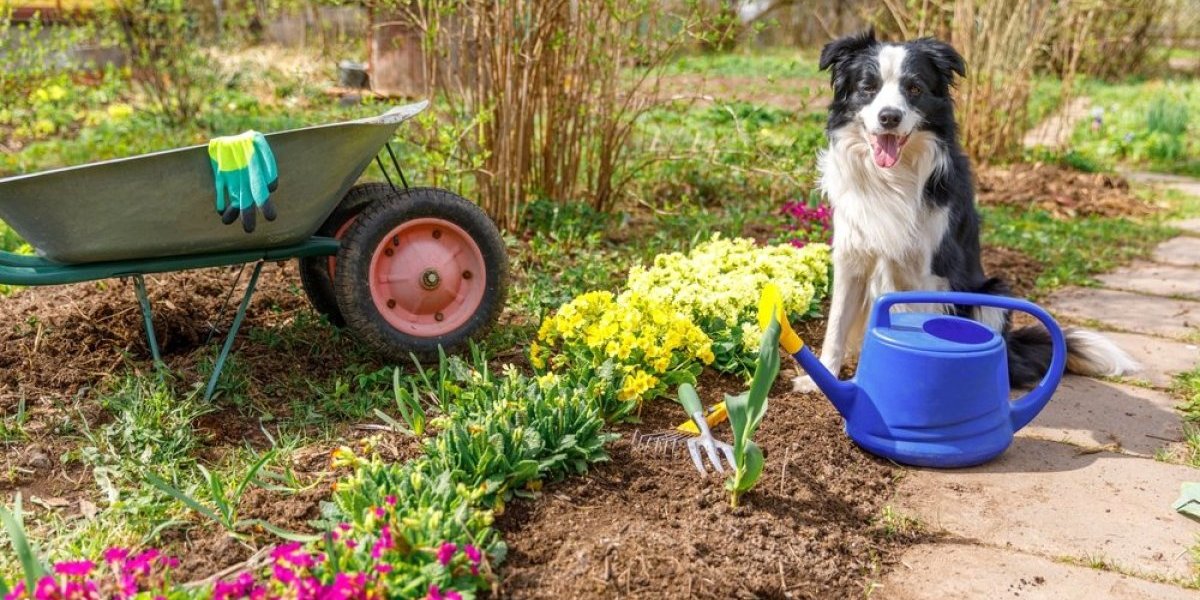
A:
<box><xmin>299</xmin><ymin>182</ymin><xmax>397</xmax><ymax>327</ymax></box>
<box><xmin>334</xmin><ymin>187</ymin><xmax>508</xmax><ymax>362</ymax></box>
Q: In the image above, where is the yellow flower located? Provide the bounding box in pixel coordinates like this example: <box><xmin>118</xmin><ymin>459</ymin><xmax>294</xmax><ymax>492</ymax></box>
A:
<box><xmin>107</xmin><ymin>103</ymin><xmax>134</xmax><ymax>120</ymax></box>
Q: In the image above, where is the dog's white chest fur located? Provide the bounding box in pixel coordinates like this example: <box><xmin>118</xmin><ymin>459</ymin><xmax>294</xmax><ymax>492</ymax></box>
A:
<box><xmin>819</xmin><ymin>130</ymin><xmax>951</xmax><ymax>294</ymax></box>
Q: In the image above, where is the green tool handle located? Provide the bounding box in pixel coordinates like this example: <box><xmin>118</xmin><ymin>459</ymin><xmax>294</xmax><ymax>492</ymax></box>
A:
<box><xmin>679</xmin><ymin>383</ymin><xmax>704</xmax><ymax>416</ymax></box>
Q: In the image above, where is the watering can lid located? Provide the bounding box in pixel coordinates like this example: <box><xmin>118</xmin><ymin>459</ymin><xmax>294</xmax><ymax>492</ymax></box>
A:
<box><xmin>874</xmin><ymin>313</ymin><xmax>1003</xmax><ymax>353</ymax></box>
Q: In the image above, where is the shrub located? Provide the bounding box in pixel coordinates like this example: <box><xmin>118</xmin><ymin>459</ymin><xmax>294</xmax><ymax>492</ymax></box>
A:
<box><xmin>623</xmin><ymin>235</ymin><xmax>830</xmax><ymax>374</ymax></box>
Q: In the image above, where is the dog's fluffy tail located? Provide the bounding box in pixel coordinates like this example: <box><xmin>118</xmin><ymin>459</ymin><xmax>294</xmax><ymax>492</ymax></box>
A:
<box><xmin>1006</xmin><ymin>326</ymin><xmax>1140</xmax><ymax>388</ymax></box>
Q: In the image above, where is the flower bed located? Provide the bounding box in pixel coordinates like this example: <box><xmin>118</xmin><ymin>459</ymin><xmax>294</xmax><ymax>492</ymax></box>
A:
<box><xmin>0</xmin><ymin>237</ymin><xmax>832</xmax><ymax>599</ymax></box>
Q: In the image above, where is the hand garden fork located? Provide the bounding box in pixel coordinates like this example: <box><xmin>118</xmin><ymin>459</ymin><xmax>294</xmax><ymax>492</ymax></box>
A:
<box><xmin>678</xmin><ymin>383</ymin><xmax>736</xmax><ymax>475</ymax></box>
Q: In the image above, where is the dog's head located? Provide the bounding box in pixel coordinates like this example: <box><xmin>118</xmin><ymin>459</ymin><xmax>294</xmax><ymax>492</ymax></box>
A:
<box><xmin>819</xmin><ymin>29</ymin><xmax>965</xmax><ymax>169</ymax></box>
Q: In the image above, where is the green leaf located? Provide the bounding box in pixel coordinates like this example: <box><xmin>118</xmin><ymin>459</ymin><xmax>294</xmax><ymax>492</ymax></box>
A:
<box><xmin>145</xmin><ymin>471</ymin><xmax>228</xmax><ymax>529</ymax></box>
<box><xmin>234</xmin><ymin>450</ymin><xmax>276</xmax><ymax>508</ymax></box>
<box><xmin>734</xmin><ymin>442</ymin><xmax>765</xmax><ymax>494</ymax></box>
<box><xmin>0</xmin><ymin>494</ymin><xmax>45</xmax><ymax>593</ymax></box>
<box><xmin>236</xmin><ymin>518</ymin><xmax>322</xmax><ymax>542</ymax></box>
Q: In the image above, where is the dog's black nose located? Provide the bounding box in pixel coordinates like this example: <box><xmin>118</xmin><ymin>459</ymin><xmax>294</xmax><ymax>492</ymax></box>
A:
<box><xmin>879</xmin><ymin>108</ymin><xmax>903</xmax><ymax>129</ymax></box>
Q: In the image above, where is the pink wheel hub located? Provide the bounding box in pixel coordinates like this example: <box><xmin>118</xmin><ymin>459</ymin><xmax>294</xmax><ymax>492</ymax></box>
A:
<box><xmin>368</xmin><ymin>218</ymin><xmax>486</xmax><ymax>337</ymax></box>
<box><xmin>327</xmin><ymin>217</ymin><xmax>359</xmax><ymax>278</ymax></box>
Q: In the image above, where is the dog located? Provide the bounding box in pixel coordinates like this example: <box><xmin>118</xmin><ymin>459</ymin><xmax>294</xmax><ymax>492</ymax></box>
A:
<box><xmin>793</xmin><ymin>29</ymin><xmax>1138</xmax><ymax>393</ymax></box>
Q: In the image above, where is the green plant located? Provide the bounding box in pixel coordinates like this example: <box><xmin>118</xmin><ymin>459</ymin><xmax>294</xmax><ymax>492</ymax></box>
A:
<box><xmin>724</xmin><ymin>314</ymin><xmax>780</xmax><ymax>507</ymax></box>
<box><xmin>373</xmin><ymin>368</ymin><xmax>428</xmax><ymax>437</ymax></box>
<box><xmin>0</xmin><ymin>495</ymin><xmax>46</xmax><ymax>597</ymax></box>
<box><xmin>145</xmin><ymin>451</ymin><xmax>314</xmax><ymax>542</ymax></box>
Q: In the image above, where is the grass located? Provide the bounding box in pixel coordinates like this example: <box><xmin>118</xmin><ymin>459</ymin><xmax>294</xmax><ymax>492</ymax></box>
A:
<box><xmin>1064</xmin><ymin>77</ymin><xmax>1200</xmax><ymax>177</ymax></box>
<box><xmin>981</xmin><ymin>204</ymin><xmax>1178</xmax><ymax>294</ymax></box>
<box><xmin>663</xmin><ymin>47</ymin><xmax>822</xmax><ymax>79</ymax></box>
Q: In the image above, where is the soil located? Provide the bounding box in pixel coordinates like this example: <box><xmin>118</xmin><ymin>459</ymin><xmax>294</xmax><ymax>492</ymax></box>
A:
<box><xmin>976</xmin><ymin>163</ymin><xmax>1158</xmax><ymax>219</ymax></box>
<box><xmin>495</xmin><ymin>373</ymin><xmax>928</xmax><ymax>599</ymax></box>
<box><xmin>981</xmin><ymin>245</ymin><xmax>1044</xmax><ymax>299</ymax></box>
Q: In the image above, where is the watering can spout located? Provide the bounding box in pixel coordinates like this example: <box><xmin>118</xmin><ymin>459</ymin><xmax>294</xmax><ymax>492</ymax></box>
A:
<box><xmin>791</xmin><ymin>345</ymin><xmax>859</xmax><ymax>416</ymax></box>
<box><xmin>757</xmin><ymin>284</ymin><xmax>859</xmax><ymax>416</ymax></box>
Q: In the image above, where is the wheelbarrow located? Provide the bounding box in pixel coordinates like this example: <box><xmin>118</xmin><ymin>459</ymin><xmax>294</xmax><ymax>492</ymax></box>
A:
<box><xmin>0</xmin><ymin>101</ymin><xmax>508</xmax><ymax>400</ymax></box>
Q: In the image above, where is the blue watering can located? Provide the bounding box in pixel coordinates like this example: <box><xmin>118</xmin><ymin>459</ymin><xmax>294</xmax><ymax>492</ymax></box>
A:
<box><xmin>764</xmin><ymin>288</ymin><xmax>1067</xmax><ymax>468</ymax></box>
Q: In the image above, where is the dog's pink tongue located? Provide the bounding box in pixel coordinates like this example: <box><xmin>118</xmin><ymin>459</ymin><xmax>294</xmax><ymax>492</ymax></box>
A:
<box><xmin>873</xmin><ymin>134</ymin><xmax>901</xmax><ymax>168</ymax></box>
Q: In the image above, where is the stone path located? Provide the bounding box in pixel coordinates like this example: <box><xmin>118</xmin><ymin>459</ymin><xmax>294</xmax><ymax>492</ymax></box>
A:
<box><xmin>879</xmin><ymin>174</ymin><xmax>1200</xmax><ymax>598</ymax></box>
<box><xmin>1023</xmin><ymin>97</ymin><xmax>1093</xmax><ymax>150</ymax></box>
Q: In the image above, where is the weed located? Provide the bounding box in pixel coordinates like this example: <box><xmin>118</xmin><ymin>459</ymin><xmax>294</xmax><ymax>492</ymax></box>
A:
<box><xmin>84</xmin><ymin>374</ymin><xmax>209</xmax><ymax>467</ymax></box>
<box><xmin>876</xmin><ymin>506</ymin><xmax>922</xmax><ymax>537</ymax></box>
<box><xmin>1175</xmin><ymin>366</ymin><xmax>1200</xmax><ymax>420</ymax></box>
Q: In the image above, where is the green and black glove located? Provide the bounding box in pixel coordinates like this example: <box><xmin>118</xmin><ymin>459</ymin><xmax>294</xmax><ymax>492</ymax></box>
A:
<box><xmin>208</xmin><ymin>131</ymin><xmax>279</xmax><ymax>233</ymax></box>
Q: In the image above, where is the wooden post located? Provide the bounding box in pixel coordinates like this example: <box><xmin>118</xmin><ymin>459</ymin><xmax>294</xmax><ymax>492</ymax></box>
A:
<box><xmin>368</xmin><ymin>8</ymin><xmax>426</xmax><ymax>97</ymax></box>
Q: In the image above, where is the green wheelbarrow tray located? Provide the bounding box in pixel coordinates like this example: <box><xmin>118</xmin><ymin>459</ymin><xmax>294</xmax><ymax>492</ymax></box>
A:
<box><xmin>0</xmin><ymin>102</ymin><xmax>433</xmax><ymax>401</ymax></box>
<box><xmin>0</xmin><ymin>101</ymin><xmax>428</xmax><ymax>265</ymax></box>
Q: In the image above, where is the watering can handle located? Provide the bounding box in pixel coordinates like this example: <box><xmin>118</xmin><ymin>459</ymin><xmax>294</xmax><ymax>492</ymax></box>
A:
<box><xmin>871</xmin><ymin>291</ymin><xmax>1067</xmax><ymax>431</ymax></box>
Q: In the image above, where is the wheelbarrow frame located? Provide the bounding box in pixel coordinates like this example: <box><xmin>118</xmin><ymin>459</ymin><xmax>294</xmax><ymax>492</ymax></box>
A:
<box><xmin>0</xmin><ymin>104</ymin><xmax>447</xmax><ymax>401</ymax></box>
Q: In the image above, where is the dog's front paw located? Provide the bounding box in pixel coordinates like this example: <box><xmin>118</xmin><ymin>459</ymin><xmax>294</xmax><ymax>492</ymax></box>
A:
<box><xmin>792</xmin><ymin>374</ymin><xmax>820</xmax><ymax>394</ymax></box>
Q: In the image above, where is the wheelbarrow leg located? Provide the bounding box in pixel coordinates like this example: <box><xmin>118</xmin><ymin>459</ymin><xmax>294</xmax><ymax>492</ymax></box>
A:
<box><xmin>204</xmin><ymin>261</ymin><xmax>264</xmax><ymax>402</ymax></box>
<box><xmin>132</xmin><ymin>275</ymin><xmax>164</xmax><ymax>367</ymax></box>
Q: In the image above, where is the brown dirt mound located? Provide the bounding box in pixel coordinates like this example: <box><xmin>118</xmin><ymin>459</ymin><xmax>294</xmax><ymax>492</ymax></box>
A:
<box><xmin>977</xmin><ymin>163</ymin><xmax>1156</xmax><ymax>218</ymax></box>
<box><xmin>981</xmin><ymin>245</ymin><xmax>1044</xmax><ymax>299</ymax></box>
<box><xmin>495</xmin><ymin>373</ymin><xmax>927</xmax><ymax>599</ymax></box>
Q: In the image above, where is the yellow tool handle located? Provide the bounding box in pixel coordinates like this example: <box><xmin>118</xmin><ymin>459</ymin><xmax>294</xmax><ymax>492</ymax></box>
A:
<box><xmin>675</xmin><ymin>400</ymin><xmax>728</xmax><ymax>435</ymax></box>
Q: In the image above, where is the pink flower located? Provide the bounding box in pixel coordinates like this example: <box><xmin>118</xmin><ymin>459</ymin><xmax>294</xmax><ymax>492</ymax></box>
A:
<box><xmin>373</xmin><ymin>507</ymin><xmax>386</xmax><ymax>519</ymax></box>
<box><xmin>338</xmin><ymin>523</ymin><xmax>352</xmax><ymax>532</ymax></box>
<box><xmin>385</xmin><ymin>495</ymin><xmax>397</xmax><ymax>506</ymax></box>
<box><xmin>103</xmin><ymin>547</ymin><xmax>130</xmax><ymax>565</ymax></box>
<box><xmin>33</xmin><ymin>576</ymin><xmax>58</xmax><ymax>600</ymax></box>
<box><xmin>436</xmin><ymin>542</ymin><xmax>457</xmax><ymax>566</ymax></box>
<box><xmin>374</xmin><ymin>564</ymin><xmax>393</xmax><ymax>574</ymax></box>
<box><xmin>4</xmin><ymin>582</ymin><xmax>25</xmax><ymax>600</ymax></box>
<box><xmin>52</xmin><ymin>560</ymin><xmax>94</xmax><ymax>577</ymax></box>
<box><xmin>427</xmin><ymin>585</ymin><xmax>462</xmax><ymax>600</ymax></box>
<box><xmin>464</xmin><ymin>544</ymin><xmax>482</xmax><ymax>575</ymax></box>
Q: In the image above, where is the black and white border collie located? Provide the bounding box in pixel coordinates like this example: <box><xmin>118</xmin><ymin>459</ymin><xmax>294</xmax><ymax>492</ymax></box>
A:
<box><xmin>794</xmin><ymin>29</ymin><xmax>1138</xmax><ymax>393</ymax></box>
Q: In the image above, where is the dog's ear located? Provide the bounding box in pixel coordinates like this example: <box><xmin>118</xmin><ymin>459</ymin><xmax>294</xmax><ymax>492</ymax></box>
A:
<box><xmin>819</xmin><ymin>28</ymin><xmax>877</xmax><ymax>73</ymax></box>
<box><xmin>915</xmin><ymin>37</ymin><xmax>966</xmax><ymax>81</ymax></box>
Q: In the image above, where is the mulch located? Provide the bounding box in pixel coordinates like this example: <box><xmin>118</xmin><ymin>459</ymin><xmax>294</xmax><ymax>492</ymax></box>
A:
<box><xmin>976</xmin><ymin>162</ymin><xmax>1158</xmax><ymax>219</ymax></box>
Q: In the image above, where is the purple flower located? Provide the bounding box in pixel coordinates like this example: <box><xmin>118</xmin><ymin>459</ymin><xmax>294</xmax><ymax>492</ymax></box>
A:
<box><xmin>436</xmin><ymin>542</ymin><xmax>457</xmax><ymax>566</ymax></box>
<box><xmin>52</xmin><ymin>560</ymin><xmax>94</xmax><ymax>577</ymax></box>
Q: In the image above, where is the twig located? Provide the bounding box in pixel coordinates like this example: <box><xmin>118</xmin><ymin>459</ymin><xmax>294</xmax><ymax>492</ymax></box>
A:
<box><xmin>183</xmin><ymin>544</ymin><xmax>274</xmax><ymax>589</ymax></box>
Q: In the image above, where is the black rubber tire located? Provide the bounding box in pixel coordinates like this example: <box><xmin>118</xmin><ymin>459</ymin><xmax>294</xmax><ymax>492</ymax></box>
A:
<box><xmin>334</xmin><ymin>187</ymin><xmax>508</xmax><ymax>362</ymax></box>
<box><xmin>299</xmin><ymin>182</ymin><xmax>398</xmax><ymax>327</ymax></box>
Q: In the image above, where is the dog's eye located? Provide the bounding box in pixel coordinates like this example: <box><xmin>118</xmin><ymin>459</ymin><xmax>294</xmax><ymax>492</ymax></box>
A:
<box><xmin>908</xmin><ymin>84</ymin><xmax>922</xmax><ymax>95</ymax></box>
<box><xmin>862</xmin><ymin>84</ymin><xmax>878</xmax><ymax>95</ymax></box>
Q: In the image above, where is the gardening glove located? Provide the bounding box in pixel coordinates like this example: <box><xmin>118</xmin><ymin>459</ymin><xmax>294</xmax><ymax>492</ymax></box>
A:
<box><xmin>208</xmin><ymin>131</ymin><xmax>279</xmax><ymax>233</ymax></box>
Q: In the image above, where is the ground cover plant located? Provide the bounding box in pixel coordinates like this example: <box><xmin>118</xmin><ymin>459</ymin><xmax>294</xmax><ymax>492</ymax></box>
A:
<box><xmin>2</xmin><ymin>5</ymin><xmax>1199</xmax><ymax>597</ymax></box>
<box><xmin>1065</xmin><ymin>78</ymin><xmax>1200</xmax><ymax>177</ymax></box>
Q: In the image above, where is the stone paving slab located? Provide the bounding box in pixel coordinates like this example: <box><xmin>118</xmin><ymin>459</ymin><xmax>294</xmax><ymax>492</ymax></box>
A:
<box><xmin>1155</xmin><ymin>237</ymin><xmax>1200</xmax><ymax>267</ymax></box>
<box><xmin>1097</xmin><ymin>261</ymin><xmax>1200</xmax><ymax>300</ymax></box>
<box><xmin>895</xmin><ymin>438</ymin><xmax>1200</xmax><ymax>580</ymax></box>
<box><xmin>1174</xmin><ymin>218</ymin><xmax>1200</xmax><ymax>236</ymax></box>
<box><xmin>880</xmin><ymin>543</ymin><xmax>1198</xmax><ymax>600</ymax></box>
<box><xmin>1102</xmin><ymin>331</ymin><xmax>1200</xmax><ymax>388</ymax></box>
<box><xmin>1121</xmin><ymin>170</ymin><xmax>1200</xmax><ymax>198</ymax></box>
<box><xmin>1046</xmin><ymin>287</ymin><xmax>1200</xmax><ymax>340</ymax></box>
<box><xmin>1018</xmin><ymin>375</ymin><xmax>1182</xmax><ymax>456</ymax></box>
